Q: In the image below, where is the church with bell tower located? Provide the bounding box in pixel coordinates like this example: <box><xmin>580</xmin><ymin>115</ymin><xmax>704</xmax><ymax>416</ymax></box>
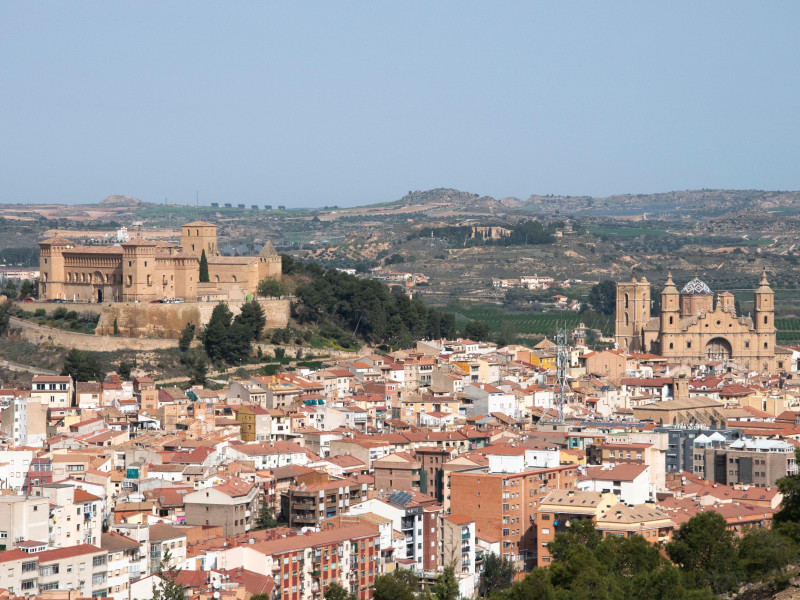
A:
<box><xmin>615</xmin><ymin>272</ymin><xmax>777</xmax><ymax>372</ymax></box>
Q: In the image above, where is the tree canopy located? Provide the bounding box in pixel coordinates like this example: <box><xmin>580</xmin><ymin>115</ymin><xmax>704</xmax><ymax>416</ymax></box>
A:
<box><xmin>258</xmin><ymin>277</ymin><xmax>288</xmax><ymax>297</ymax></box>
<box><xmin>62</xmin><ymin>349</ymin><xmax>106</xmax><ymax>382</ymax></box>
<box><xmin>294</xmin><ymin>269</ymin><xmax>455</xmax><ymax>349</ymax></box>
<box><xmin>199</xmin><ymin>249</ymin><xmax>209</xmax><ymax>283</ymax></box>
<box><xmin>588</xmin><ymin>280</ymin><xmax>617</xmax><ymax>316</ymax></box>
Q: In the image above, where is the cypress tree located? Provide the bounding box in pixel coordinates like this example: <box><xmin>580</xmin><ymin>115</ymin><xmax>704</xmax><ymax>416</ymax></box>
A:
<box><xmin>199</xmin><ymin>249</ymin><xmax>209</xmax><ymax>282</ymax></box>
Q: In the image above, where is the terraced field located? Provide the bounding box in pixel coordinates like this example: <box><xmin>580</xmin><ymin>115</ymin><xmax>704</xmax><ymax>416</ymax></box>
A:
<box><xmin>451</xmin><ymin>306</ymin><xmax>614</xmax><ymax>341</ymax></box>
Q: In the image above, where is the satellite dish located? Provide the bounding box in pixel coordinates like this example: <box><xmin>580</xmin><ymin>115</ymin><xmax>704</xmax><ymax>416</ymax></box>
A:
<box><xmin>213</xmin><ymin>581</ymin><xmax>221</xmax><ymax>590</ymax></box>
<box><xmin>213</xmin><ymin>593</ymin><xmax>220</xmax><ymax>599</ymax></box>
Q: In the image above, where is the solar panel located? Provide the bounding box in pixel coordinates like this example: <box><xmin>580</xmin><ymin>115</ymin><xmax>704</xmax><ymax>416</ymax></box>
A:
<box><xmin>389</xmin><ymin>491</ymin><xmax>412</xmax><ymax>506</ymax></box>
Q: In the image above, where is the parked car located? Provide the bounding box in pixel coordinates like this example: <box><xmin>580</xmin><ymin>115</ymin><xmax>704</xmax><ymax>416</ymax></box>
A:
<box><xmin>22</xmin><ymin>297</ymin><xmax>35</xmax><ymax>302</ymax></box>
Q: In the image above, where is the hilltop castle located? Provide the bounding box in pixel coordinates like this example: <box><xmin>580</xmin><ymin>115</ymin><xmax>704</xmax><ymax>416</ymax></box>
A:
<box><xmin>38</xmin><ymin>221</ymin><xmax>281</xmax><ymax>303</ymax></box>
<box><xmin>615</xmin><ymin>273</ymin><xmax>777</xmax><ymax>372</ymax></box>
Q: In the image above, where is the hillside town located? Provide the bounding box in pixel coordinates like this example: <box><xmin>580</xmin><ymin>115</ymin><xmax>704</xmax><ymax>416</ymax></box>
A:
<box><xmin>0</xmin><ymin>274</ymin><xmax>799</xmax><ymax>600</ymax></box>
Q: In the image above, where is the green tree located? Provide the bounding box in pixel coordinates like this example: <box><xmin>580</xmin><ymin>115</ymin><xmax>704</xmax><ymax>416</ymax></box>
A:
<box><xmin>2</xmin><ymin>280</ymin><xmax>18</xmax><ymax>300</ymax></box>
<box><xmin>738</xmin><ymin>526</ymin><xmax>797</xmax><ymax>581</ymax></box>
<box><xmin>225</xmin><ymin>321</ymin><xmax>253</xmax><ymax>364</ymax></box>
<box><xmin>323</xmin><ymin>581</ymin><xmax>355</xmax><ymax>600</ymax></box>
<box><xmin>504</xmin><ymin>568</ymin><xmax>554</xmax><ymax>600</ymax></box>
<box><xmin>464</xmin><ymin>319</ymin><xmax>490</xmax><ymax>342</ymax></box>
<box><xmin>588</xmin><ymin>280</ymin><xmax>617</xmax><ymax>316</ymax></box>
<box><xmin>481</xmin><ymin>552</ymin><xmax>515</xmax><ymax>596</ymax></box>
<box><xmin>117</xmin><ymin>361</ymin><xmax>132</xmax><ymax>380</ymax></box>
<box><xmin>19</xmin><ymin>279</ymin><xmax>35</xmax><ymax>298</ymax></box>
<box><xmin>203</xmin><ymin>303</ymin><xmax>234</xmax><ymax>362</ymax></box>
<box><xmin>495</xmin><ymin>320</ymin><xmax>516</xmax><ymax>347</ymax></box>
<box><xmin>665</xmin><ymin>511</ymin><xmax>740</xmax><ymax>594</ymax></box>
<box><xmin>235</xmin><ymin>300</ymin><xmax>266</xmax><ymax>341</ymax></box>
<box><xmin>62</xmin><ymin>349</ymin><xmax>106</xmax><ymax>382</ymax></box>
<box><xmin>775</xmin><ymin>448</ymin><xmax>800</xmax><ymax>528</ymax></box>
<box><xmin>258</xmin><ymin>277</ymin><xmax>287</xmax><ymax>297</ymax></box>
<box><xmin>199</xmin><ymin>249</ymin><xmax>209</xmax><ymax>282</ymax></box>
<box><xmin>179</xmin><ymin>322</ymin><xmax>195</xmax><ymax>352</ymax></box>
<box><xmin>373</xmin><ymin>569</ymin><xmax>418</xmax><ymax>600</ymax></box>
<box><xmin>547</xmin><ymin>518</ymin><xmax>601</xmax><ymax>562</ymax></box>
<box><xmin>433</xmin><ymin>565</ymin><xmax>459</xmax><ymax>600</ymax></box>
<box><xmin>252</xmin><ymin>503</ymin><xmax>278</xmax><ymax>530</ymax></box>
<box><xmin>0</xmin><ymin>299</ymin><xmax>12</xmax><ymax>336</ymax></box>
<box><xmin>152</xmin><ymin>549</ymin><xmax>183</xmax><ymax>600</ymax></box>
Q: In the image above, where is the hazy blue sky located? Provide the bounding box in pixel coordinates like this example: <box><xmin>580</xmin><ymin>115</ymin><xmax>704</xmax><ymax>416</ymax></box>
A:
<box><xmin>2</xmin><ymin>2</ymin><xmax>799</xmax><ymax>207</ymax></box>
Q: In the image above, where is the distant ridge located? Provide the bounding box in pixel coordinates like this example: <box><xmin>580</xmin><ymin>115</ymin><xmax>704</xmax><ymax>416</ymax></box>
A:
<box><xmin>98</xmin><ymin>195</ymin><xmax>143</xmax><ymax>207</ymax></box>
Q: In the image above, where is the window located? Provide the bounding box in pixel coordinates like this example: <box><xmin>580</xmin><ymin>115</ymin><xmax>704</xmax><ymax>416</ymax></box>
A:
<box><xmin>21</xmin><ymin>580</ymin><xmax>36</xmax><ymax>591</ymax></box>
<box><xmin>22</xmin><ymin>562</ymin><xmax>37</xmax><ymax>573</ymax></box>
<box><xmin>40</xmin><ymin>564</ymin><xmax>59</xmax><ymax>576</ymax></box>
<box><xmin>93</xmin><ymin>556</ymin><xmax>106</xmax><ymax>567</ymax></box>
<box><xmin>92</xmin><ymin>573</ymin><xmax>106</xmax><ymax>585</ymax></box>
<box><xmin>41</xmin><ymin>582</ymin><xmax>59</xmax><ymax>591</ymax></box>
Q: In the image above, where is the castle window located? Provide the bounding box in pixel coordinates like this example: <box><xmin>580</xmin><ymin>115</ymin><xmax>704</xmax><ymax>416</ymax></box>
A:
<box><xmin>669</xmin><ymin>343</ymin><xmax>674</xmax><ymax>349</ymax></box>
<box><xmin>745</xmin><ymin>341</ymin><xmax>749</xmax><ymax>349</ymax></box>
<box><xmin>144</xmin><ymin>261</ymin><xmax>147</xmax><ymax>267</ymax></box>
<box><xmin>624</xmin><ymin>294</ymin><xmax>629</xmax><ymax>309</ymax></box>
<box><xmin>127</xmin><ymin>276</ymin><xmax>132</xmax><ymax>285</ymax></box>
<box><xmin>624</xmin><ymin>312</ymin><xmax>629</xmax><ymax>326</ymax></box>
<box><xmin>128</xmin><ymin>261</ymin><xmax>132</xmax><ymax>267</ymax></box>
<box><xmin>196</xmin><ymin>229</ymin><xmax>199</xmax><ymax>236</ymax></box>
<box><xmin>232</xmin><ymin>275</ymin><xmax>237</xmax><ymax>283</ymax></box>
<box><xmin>669</xmin><ymin>316</ymin><xmax>673</xmax><ymax>325</ymax></box>
<box><xmin>687</xmin><ymin>341</ymin><xmax>692</xmax><ymax>349</ymax></box>
<box><xmin>764</xmin><ymin>316</ymin><xmax>768</xmax><ymax>324</ymax></box>
<box><xmin>215</xmin><ymin>275</ymin><xmax>220</xmax><ymax>283</ymax></box>
<box><xmin>764</xmin><ymin>342</ymin><xmax>768</xmax><ymax>349</ymax></box>
<box><xmin>147</xmin><ymin>275</ymin><xmax>152</xmax><ymax>285</ymax></box>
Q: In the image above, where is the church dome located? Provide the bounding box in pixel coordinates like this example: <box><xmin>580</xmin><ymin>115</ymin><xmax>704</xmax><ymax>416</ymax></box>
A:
<box><xmin>681</xmin><ymin>277</ymin><xmax>712</xmax><ymax>295</ymax></box>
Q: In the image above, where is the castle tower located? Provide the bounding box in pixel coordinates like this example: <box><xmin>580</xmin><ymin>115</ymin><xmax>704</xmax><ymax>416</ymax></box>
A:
<box><xmin>615</xmin><ymin>277</ymin><xmax>650</xmax><ymax>351</ymax></box>
<box><xmin>181</xmin><ymin>221</ymin><xmax>218</xmax><ymax>258</ymax></box>
<box><xmin>257</xmin><ymin>241</ymin><xmax>282</xmax><ymax>282</ymax></box>
<box><xmin>38</xmin><ymin>237</ymin><xmax>69</xmax><ymax>300</ymax></box>
<box><xmin>122</xmin><ymin>238</ymin><xmax>158</xmax><ymax>302</ymax></box>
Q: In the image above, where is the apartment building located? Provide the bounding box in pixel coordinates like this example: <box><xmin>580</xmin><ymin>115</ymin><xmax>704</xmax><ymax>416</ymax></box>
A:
<box><xmin>32</xmin><ymin>483</ymin><xmax>102</xmax><ymax>547</ymax></box>
<box><xmin>536</xmin><ymin>490</ymin><xmax>674</xmax><ymax>565</ymax></box>
<box><xmin>373</xmin><ymin>453</ymin><xmax>421</xmax><ymax>493</ymax></box>
<box><xmin>184</xmin><ymin>477</ymin><xmax>259</xmax><ymax>537</ymax></box>
<box><xmin>0</xmin><ymin>396</ymin><xmax>47</xmax><ymax>448</ymax></box>
<box><xmin>283</xmin><ymin>478</ymin><xmax>367</xmax><ymax>528</ymax></box>
<box><xmin>0</xmin><ymin>544</ymin><xmax>108</xmax><ymax>597</ymax></box>
<box><xmin>30</xmin><ymin>375</ymin><xmax>73</xmax><ymax>409</ymax></box>
<box><xmin>692</xmin><ymin>437</ymin><xmax>798</xmax><ymax>487</ymax></box>
<box><xmin>449</xmin><ymin>464</ymin><xmax>577</xmax><ymax>569</ymax></box>
<box><xmin>440</xmin><ymin>514</ymin><xmax>476</xmax><ymax>574</ymax></box>
<box><xmin>101</xmin><ymin>532</ymin><xmax>144</xmax><ymax>600</ymax></box>
<box><xmin>0</xmin><ymin>495</ymin><xmax>49</xmax><ymax>549</ymax></box>
<box><xmin>218</xmin><ymin>525</ymin><xmax>380</xmax><ymax>600</ymax></box>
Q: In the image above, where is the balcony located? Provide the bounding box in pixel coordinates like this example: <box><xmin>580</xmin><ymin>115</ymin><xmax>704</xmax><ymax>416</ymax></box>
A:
<box><xmin>311</xmin><ymin>570</ymin><xmax>322</xmax><ymax>578</ymax></box>
<box><xmin>461</xmin><ymin>532</ymin><xmax>470</xmax><ymax>540</ymax></box>
<box><xmin>292</xmin><ymin>514</ymin><xmax>318</xmax><ymax>523</ymax></box>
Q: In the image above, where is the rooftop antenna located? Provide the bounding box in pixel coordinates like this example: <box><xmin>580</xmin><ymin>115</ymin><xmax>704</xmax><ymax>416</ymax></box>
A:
<box><xmin>544</xmin><ymin>325</ymin><xmax>569</xmax><ymax>423</ymax></box>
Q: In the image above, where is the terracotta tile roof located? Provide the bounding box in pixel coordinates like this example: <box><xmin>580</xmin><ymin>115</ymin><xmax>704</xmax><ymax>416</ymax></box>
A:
<box><xmin>214</xmin><ymin>477</ymin><xmax>256</xmax><ymax>498</ymax></box>
<box><xmin>250</xmin><ymin>526</ymin><xmax>378</xmax><ymax>556</ymax></box>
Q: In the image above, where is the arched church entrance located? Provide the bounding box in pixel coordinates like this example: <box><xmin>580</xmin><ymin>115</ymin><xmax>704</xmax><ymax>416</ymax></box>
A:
<box><xmin>706</xmin><ymin>337</ymin><xmax>732</xmax><ymax>362</ymax></box>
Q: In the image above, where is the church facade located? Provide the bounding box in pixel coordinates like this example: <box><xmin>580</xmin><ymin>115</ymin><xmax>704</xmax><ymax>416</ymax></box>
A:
<box><xmin>615</xmin><ymin>273</ymin><xmax>776</xmax><ymax>372</ymax></box>
<box><xmin>39</xmin><ymin>221</ymin><xmax>281</xmax><ymax>303</ymax></box>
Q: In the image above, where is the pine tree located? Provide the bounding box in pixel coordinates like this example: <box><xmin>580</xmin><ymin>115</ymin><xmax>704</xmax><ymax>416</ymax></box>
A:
<box><xmin>199</xmin><ymin>249</ymin><xmax>209</xmax><ymax>282</ymax></box>
<box><xmin>253</xmin><ymin>503</ymin><xmax>278</xmax><ymax>530</ymax></box>
<box><xmin>433</xmin><ymin>565</ymin><xmax>459</xmax><ymax>600</ymax></box>
<box><xmin>152</xmin><ymin>549</ymin><xmax>183</xmax><ymax>600</ymax></box>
